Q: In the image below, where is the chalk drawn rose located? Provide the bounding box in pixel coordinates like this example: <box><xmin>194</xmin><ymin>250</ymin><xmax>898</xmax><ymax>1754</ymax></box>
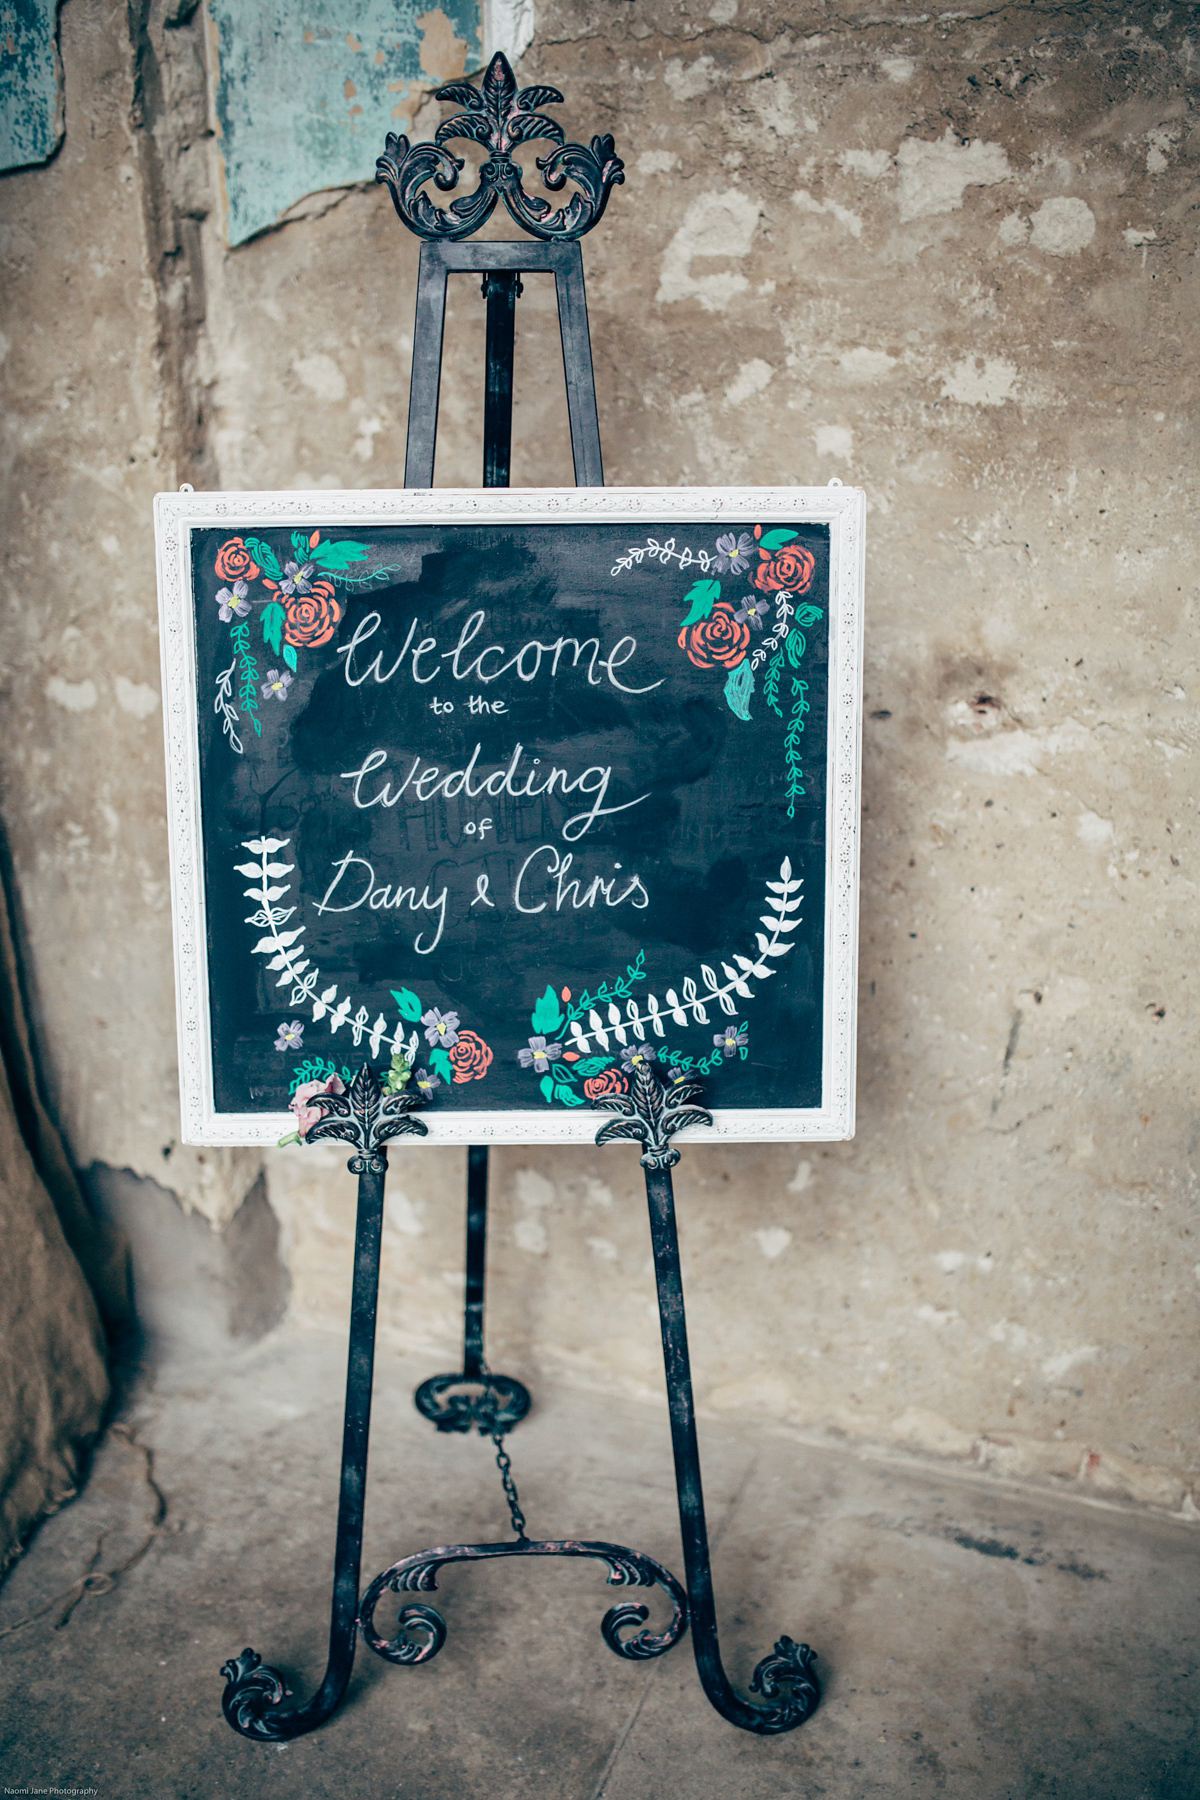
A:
<box><xmin>583</xmin><ymin>1068</ymin><xmax>627</xmax><ymax>1100</ymax></box>
<box><xmin>448</xmin><ymin>1030</ymin><xmax>493</xmax><ymax>1083</ymax></box>
<box><xmin>283</xmin><ymin>579</ymin><xmax>341</xmax><ymax>649</ymax></box>
<box><xmin>677</xmin><ymin>602</ymin><xmax>751</xmax><ymax>670</ymax></box>
<box><xmin>290</xmin><ymin>1073</ymin><xmax>344</xmax><ymax>1138</ymax></box>
<box><xmin>754</xmin><ymin>544</ymin><xmax>815</xmax><ymax>595</ymax></box>
<box><xmin>215</xmin><ymin>537</ymin><xmax>261</xmax><ymax>584</ymax></box>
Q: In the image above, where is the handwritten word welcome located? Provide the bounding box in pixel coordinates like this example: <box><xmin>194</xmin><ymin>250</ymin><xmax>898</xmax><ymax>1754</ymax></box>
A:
<box><xmin>337</xmin><ymin>609</ymin><xmax>663</xmax><ymax>695</ymax></box>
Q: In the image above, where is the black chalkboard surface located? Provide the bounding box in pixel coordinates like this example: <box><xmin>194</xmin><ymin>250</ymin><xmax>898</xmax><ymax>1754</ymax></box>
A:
<box><xmin>156</xmin><ymin>489</ymin><xmax>864</xmax><ymax>1145</ymax></box>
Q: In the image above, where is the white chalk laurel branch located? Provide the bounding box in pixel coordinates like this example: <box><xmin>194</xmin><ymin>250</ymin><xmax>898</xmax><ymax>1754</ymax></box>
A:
<box><xmin>609</xmin><ymin>536</ymin><xmax>718</xmax><ymax>577</ymax></box>
<box><xmin>565</xmin><ymin>856</ymin><xmax>802</xmax><ymax>1054</ymax></box>
<box><xmin>236</xmin><ymin>837</ymin><xmax>419</xmax><ymax>1060</ymax></box>
<box><xmin>236</xmin><ymin>840</ymin><xmax>800</xmax><ymax>1059</ymax></box>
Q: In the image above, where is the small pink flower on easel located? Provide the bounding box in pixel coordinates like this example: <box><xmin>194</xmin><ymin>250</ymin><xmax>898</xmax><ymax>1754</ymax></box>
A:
<box><xmin>278</xmin><ymin>1073</ymin><xmax>345</xmax><ymax>1146</ymax></box>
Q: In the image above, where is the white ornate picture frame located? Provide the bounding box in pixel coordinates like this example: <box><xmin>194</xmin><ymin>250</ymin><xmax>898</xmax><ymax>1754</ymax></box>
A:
<box><xmin>155</xmin><ymin>485</ymin><xmax>865</xmax><ymax>1147</ymax></box>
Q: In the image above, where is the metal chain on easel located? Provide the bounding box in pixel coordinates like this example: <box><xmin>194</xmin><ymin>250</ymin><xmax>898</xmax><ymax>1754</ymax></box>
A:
<box><xmin>475</xmin><ymin>1355</ymin><xmax>527</xmax><ymax>1540</ymax></box>
<box><xmin>490</xmin><ymin>1429</ymin><xmax>527</xmax><ymax>1541</ymax></box>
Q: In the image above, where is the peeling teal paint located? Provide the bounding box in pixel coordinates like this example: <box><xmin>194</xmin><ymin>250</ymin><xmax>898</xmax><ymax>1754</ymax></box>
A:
<box><xmin>209</xmin><ymin>1</ymin><xmax>482</xmax><ymax>247</ymax></box>
<box><xmin>0</xmin><ymin>0</ymin><xmax>64</xmax><ymax>173</ymax></box>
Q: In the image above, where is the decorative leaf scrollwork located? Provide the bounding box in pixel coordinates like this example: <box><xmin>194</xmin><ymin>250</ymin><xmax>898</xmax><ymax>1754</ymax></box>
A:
<box><xmin>413</xmin><ymin>1371</ymin><xmax>532</xmax><ymax>1436</ymax></box>
<box><xmin>305</xmin><ymin>1062</ymin><xmax>428</xmax><ymax>1173</ymax></box>
<box><xmin>375</xmin><ymin>52</ymin><xmax>624</xmax><ymax>242</ymax></box>
<box><xmin>747</xmin><ymin>1636</ymin><xmax>821</xmax><ymax>1731</ymax></box>
<box><xmin>220</xmin><ymin>1649</ymin><xmax>292</xmax><ymax>1740</ymax></box>
<box><xmin>364</xmin><ymin>1602</ymin><xmax>447</xmax><ymax>1667</ymax></box>
<box><xmin>359</xmin><ymin>1539</ymin><xmax>688</xmax><ymax>1668</ymax></box>
<box><xmin>590</xmin><ymin>1059</ymin><xmax>713</xmax><ymax>1170</ymax></box>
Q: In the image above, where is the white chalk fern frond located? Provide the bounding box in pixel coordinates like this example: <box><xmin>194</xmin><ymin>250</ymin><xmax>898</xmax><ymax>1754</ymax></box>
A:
<box><xmin>236</xmin><ymin>844</ymin><xmax>801</xmax><ymax>1063</ymax></box>
<box><xmin>564</xmin><ymin>858</ymin><xmax>801</xmax><ymax>1055</ymax></box>
<box><xmin>237</xmin><ymin>838</ymin><xmax>417</xmax><ymax>1060</ymax></box>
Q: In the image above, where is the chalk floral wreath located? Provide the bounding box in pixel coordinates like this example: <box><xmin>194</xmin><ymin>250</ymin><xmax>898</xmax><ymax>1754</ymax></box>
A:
<box><xmin>210</xmin><ymin>529</ymin><xmax>407</xmax><ymax>755</ymax></box>
<box><xmin>237</xmin><ymin>837</ymin><xmax>801</xmax><ymax>1116</ymax></box>
<box><xmin>513</xmin><ymin>858</ymin><xmax>802</xmax><ymax>1111</ymax></box>
<box><xmin>236</xmin><ymin>835</ymin><xmax>495</xmax><ymax>1134</ymax></box>
<box><xmin>611</xmin><ymin>523</ymin><xmax>824</xmax><ymax>820</ymax></box>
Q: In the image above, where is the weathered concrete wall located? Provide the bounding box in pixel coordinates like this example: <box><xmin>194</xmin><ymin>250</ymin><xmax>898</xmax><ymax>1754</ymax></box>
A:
<box><xmin>0</xmin><ymin>1</ymin><xmax>1196</xmax><ymax>1514</ymax></box>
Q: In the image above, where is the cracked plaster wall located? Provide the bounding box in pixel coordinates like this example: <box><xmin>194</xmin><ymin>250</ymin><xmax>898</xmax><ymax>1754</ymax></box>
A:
<box><xmin>0</xmin><ymin>0</ymin><xmax>1196</xmax><ymax>1514</ymax></box>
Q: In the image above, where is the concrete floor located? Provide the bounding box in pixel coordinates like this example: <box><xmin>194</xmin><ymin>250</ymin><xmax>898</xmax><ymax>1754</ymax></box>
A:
<box><xmin>0</xmin><ymin>1326</ymin><xmax>1196</xmax><ymax>1799</ymax></box>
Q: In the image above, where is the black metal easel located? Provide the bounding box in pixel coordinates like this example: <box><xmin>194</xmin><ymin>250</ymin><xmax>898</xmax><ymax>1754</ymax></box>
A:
<box><xmin>221</xmin><ymin>53</ymin><xmax>819</xmax><ymax>1743</ymax></box>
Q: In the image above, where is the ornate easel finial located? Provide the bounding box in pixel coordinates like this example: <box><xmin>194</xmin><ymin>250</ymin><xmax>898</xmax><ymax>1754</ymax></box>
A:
<box><xmin>376</xmin><ymin>51</ymin><xmax>624</xmax><ymax>243</ymax></box>
<box><xmin>305</xmin><ymin>1063</ymin><xmax>428</xmax><ymax>1174</ymax></box>
<box><xmin>590</xmin><ymin>1058</ymin><xmax>713</xmax><ymax>1170</ymax></box>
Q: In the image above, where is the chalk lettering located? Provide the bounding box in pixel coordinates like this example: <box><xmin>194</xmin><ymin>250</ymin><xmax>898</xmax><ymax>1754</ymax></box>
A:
<box><xmin>514</xmin><ymin>845</ymin><xmax>649</xmax><ymax>915</ymax></box>
<box><xmin>340</xmin><ymin>745</ymin><xmax>648</xmax><ymax>841</ymax></box>
<box><xmin>314</xmin><ymin>851</ymin><xmax>447</xmax><ymax>953</ymax></box>
<box><xmin>341</xmin><ymin>605</ymin><xmax>663</xmax><ymax>696</ymax></box>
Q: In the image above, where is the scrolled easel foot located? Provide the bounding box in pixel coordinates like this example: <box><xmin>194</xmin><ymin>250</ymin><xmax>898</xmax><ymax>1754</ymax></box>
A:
<box><xmin>746</xmin><ymin>1636</ymin><xmax>820</xmax><ymax>1730</ymax></box>
<box><xmin>220</xmin><ymin>1649</ymin><xmax>295</xmax><ymax>1740</ymax></box>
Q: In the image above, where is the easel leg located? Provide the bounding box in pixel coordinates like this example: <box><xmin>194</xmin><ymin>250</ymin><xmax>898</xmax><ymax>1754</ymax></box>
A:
<box><xmin>643</xmin><ymin>1162</ymin><xmax>820</xmax><ymax>1734</ymax></box>
<box><xmin>482</xmin><ymin>271</ymin><xmax>520</xmax><ymax>487</ymax></box>
<box><xmin>414</xmin><ymin>1146</ymin><xmax>531</xmax><ymax>1433</ymax></box>
<box><xmin>222</xmin><ymin>1150</ymin><xmax>398</xmax><ymax>1739</ymax></box>
<box><xmin>462</xmin><ymin>1144</ymin><xmax>488</xmax><ymax>1379</ymax></box>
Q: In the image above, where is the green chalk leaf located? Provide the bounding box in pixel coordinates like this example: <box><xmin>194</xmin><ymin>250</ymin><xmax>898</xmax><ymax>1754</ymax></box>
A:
<box><xmin>309</xmin><ymin>539</ymin><xmax>370</xmax><ymax>572</ymax></box>
<box><xmin>261</xmin><ymin>601</ymin><xmax>284</xmax><ymax>657</ymax></box>
<box><xmin>723</xmin><ymin>659</ymin><xmax>754</xmax><ymax>722</ymax></box>
<box><xmin>759</xmin><ymin>528</ymin><xmax>798</xmax><ymax>549</ymax></box>
<box><xmin>390</xmin><ymin>987</ymin><xmax>423</xmax><ymax>1021</ymax></box>
<box><xmin>244</xmin><ymin>536</ymin><xmax>281</xmax><ymax>581</ymax></box>
<box><xmin>679</xmin><ymin>578</ymin><xmax>721</xmax><ymax>627</ymax></box>
<box><xmin>531</xmin><ymin>983</ymin><xmax>564</xmax><ymax>1034</ymax></box>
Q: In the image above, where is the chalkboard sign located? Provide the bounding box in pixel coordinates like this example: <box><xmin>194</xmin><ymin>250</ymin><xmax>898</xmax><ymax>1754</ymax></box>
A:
<box><xmin>155</xmin><ymin>488</ymin><xmax>864</xmax><ymax>1146</ymax></box>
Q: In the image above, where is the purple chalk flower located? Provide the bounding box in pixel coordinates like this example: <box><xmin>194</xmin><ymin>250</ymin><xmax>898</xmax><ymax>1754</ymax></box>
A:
<box><xmin>421</xmin><ymin>1007</ymin><xmax>460</xmax><ymax>1048</ymax></box>
<box><xmin>619</xmin><ymin>1042</ymin><xmax>658</xmax><ymax>1074</ymax></box>
<box><xmin>275</xmin><ymin>1019</ymin><xmax>304</xmax><ymax>1053</ymax></box>
<box><xmin>733</xmin><ymin>595</ymin><xmax>769</xmax><ymax>631</ymax></box>
<box><xmin>713</xmin><ymin>532</ymin><xmax>754</xmax><ymax>575</ymax></box>
<box><xmin>714</xmin><ymin>1026</ymin><xmax>748</xmax><ymax>1059</ymax></box>
<box><xmin>413</xmin><ymin>1065</ymin><xmax>442</xmax><ymax>1098</ymax></box>
<box><xmin>262</xmin><ymin>668</ymin><xmax>293</xmax><ymax>701</ymax></box>
<box><xmin>216</xmin><ymin>579</ymin><xmax>251</xmax><ymax>622</ymax></box>
<box><xmin>279</xmin><ymin>560</ymin><xmax>314</xmax><ymax>598</ymax></box>
<box><xmin>518</xmin><ymin>1035</ymin><xmax>562</xmax><ymax>1073</ymax></box>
